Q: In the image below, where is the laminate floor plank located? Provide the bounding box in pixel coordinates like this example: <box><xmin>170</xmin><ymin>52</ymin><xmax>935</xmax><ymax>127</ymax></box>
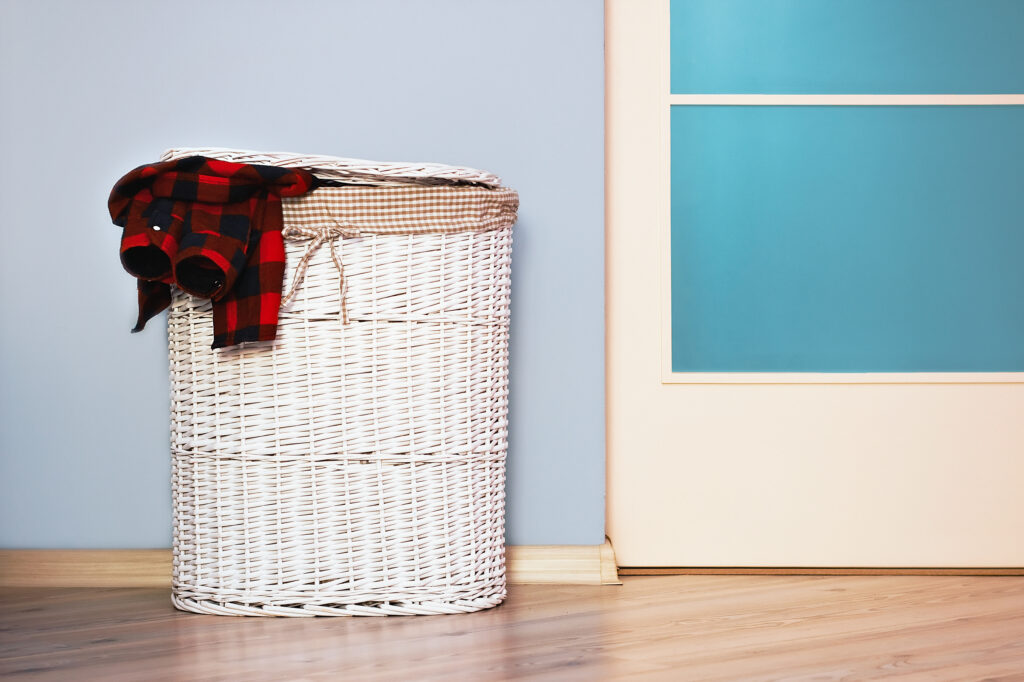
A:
<box><xmin>2</xmin><ymin>576</ymin><xmax>1023</xmax><ymax>680</ymax></box>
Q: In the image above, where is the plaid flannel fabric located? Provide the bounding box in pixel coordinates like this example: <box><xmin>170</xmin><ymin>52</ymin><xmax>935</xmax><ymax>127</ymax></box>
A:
<box><xmin>109</xmin><ymin>156</ymin><xmax>314</xmax><ymax>348</ymax></box>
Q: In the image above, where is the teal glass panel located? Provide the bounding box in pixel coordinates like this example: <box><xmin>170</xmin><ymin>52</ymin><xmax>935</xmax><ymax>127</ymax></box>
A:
<box><xmin>670</xmin><ymin>105</ymin><xmax>1024</xmax><ymax>372</ymax></box>
<box><xmin>671</xmin><ymin>0</ymin><xmax>1024</xmax><ymax>94</ymax></box>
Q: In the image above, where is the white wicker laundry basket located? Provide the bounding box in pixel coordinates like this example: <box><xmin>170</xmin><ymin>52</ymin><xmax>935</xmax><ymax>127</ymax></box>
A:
<box><xmin>162</xmin><ymin>148</ymin><xmax>517</xmax><ymax>616</ymax></box>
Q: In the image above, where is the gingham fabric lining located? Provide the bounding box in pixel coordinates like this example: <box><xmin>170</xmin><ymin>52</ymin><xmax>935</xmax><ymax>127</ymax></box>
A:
<box><xmin>281</xmin><ymin>185</ymin><xmax>519</xmax><ymax>236</ymax></box>
<box><xmin>278</xmin><ymin>184</ymin><xmax>518</xmax><ymax>323</ymax></box>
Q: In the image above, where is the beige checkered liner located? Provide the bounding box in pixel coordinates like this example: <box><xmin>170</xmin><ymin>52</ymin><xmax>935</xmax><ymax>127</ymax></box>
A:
<box><xmin>282</xmin><ymin>185</ymin><xmax>519</xmax><ymax>235</ymax></box>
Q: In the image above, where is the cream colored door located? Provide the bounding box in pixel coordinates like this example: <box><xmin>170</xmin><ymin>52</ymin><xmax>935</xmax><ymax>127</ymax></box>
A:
<box><xmin>605</xmin><ymin>0</ymin><xmax>1024</xmax><ymax>568</ymax></box>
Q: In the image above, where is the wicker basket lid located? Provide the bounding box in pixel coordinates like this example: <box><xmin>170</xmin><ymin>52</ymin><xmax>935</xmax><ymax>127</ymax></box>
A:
<box><xmin>160</xmin><ymin>147</ymin><xmax>505</xmax><ymax>188</ymax></box>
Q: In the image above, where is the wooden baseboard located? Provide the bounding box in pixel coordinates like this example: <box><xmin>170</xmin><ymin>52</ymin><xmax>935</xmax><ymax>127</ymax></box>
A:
<box><xmin>619</xmin><ymin>567</ymin><xmax>1024</xmax><ymax>576</ymax></box>
<box><xmin>509</xmin><ymin>540</ymin><xmax>621</xmax><ymax>585</ymax></box>
<box><xmin>0</xmin><ymin>542</ymin><xmax>621</xmax><ymax>588</ymax></box>
<box><xmin>0</xmin><ymin>550</ymin><xmax>173</xmax><ymax>588</ymax></box>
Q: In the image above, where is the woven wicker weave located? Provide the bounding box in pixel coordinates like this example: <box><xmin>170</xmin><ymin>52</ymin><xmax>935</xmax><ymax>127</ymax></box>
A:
<box><xmin>165</xmin><ymin>149</ymin><xmax>515</xmax><ymax>616</ymax></box>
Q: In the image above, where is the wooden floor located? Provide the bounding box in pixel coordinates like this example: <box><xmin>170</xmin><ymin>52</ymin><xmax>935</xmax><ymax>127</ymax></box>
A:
<box><xmin>2</xmin><ymin>575</ymin><xmax>1024</xmax><ymax>681</ymax></box>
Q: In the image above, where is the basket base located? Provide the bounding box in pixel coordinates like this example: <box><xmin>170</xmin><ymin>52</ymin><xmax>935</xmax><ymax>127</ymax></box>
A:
<box><xmin>171</xmin><ymin>591</ymin><xmax>506</xmax><ymax>617</ymax></box>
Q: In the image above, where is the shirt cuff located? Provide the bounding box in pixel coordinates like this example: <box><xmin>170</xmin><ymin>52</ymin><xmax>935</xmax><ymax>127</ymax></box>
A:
<box><xmin>173</xmin><ymin>231</ymin><xmax>248</xmax><ymax>300</ymax></box>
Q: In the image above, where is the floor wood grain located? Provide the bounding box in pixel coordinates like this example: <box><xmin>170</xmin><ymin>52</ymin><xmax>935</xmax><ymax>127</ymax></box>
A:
<box><xmin>2</xmin><ymin>576</ymin><xmax>1023</xmax><ymax>680</ymax></box>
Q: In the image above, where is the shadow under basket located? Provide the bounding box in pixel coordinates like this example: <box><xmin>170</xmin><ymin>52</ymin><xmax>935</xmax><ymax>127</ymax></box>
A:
<box><xmin>165</xmin><ymin>147</ymin><xmax>517</xmax><ymax>616</ymax></box>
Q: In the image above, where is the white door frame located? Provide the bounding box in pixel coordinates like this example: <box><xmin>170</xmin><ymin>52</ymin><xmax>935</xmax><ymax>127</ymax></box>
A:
<box><xmin>605</xmin><ymin>0</ymin><xmax>1024</xmax><ymax>567</ymax></box>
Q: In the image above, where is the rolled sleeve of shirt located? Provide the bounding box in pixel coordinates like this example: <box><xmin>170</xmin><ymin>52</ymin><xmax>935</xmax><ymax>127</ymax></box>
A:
<box><xmin>173</xmin><ymin>202</ymin><xmax>252</xmax><ymax>299</ymax></box>
<box><xmin>117</xmin><ymin>196</ymin><xmax>184</xmax><ymax>281</ymax></box>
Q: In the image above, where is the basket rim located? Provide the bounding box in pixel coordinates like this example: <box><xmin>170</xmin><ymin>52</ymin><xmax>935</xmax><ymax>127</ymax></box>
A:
<box><xmin>161</xmin><ymin>147</ymin><xmax>505</xmax><ymax>188</ymax></box>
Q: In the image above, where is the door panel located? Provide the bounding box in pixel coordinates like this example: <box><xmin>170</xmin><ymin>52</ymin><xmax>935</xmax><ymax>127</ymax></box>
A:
<box><xmin>670</xmin><ymin>104</ymin><xmax>1024</xmax><ymax>373</ymax></box>
<box><xmin>670</xmin><ymin>0</ymin><xmax>1024</xmax><ymax>94</ymax></box>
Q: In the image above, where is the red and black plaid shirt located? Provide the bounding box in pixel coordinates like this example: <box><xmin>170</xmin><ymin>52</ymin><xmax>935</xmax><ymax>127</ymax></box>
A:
<box><xmin>109</xmin><ymin>156</ymin><xmax>314</xmax><ymax>348</ymax></box>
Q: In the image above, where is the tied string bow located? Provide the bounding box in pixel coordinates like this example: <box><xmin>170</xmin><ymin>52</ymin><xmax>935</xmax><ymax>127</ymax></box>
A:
<box><xmin>281</xmin><ymin>218</ymin><xmax>364</xmax><ymax>324</ymax></box>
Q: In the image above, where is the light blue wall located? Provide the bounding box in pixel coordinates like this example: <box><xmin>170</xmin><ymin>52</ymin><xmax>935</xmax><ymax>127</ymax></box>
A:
<box><xmin>0</xmin><ymin>0</ymin><xmax>605</xmax><ymax>547</ymax></box>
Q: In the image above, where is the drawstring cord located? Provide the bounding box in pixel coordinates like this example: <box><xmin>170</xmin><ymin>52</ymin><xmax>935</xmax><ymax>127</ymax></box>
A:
<box><xmin>281</xmin><ymin>218</ymin><xmax>363</xmax><ymax>324</ymax></box>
